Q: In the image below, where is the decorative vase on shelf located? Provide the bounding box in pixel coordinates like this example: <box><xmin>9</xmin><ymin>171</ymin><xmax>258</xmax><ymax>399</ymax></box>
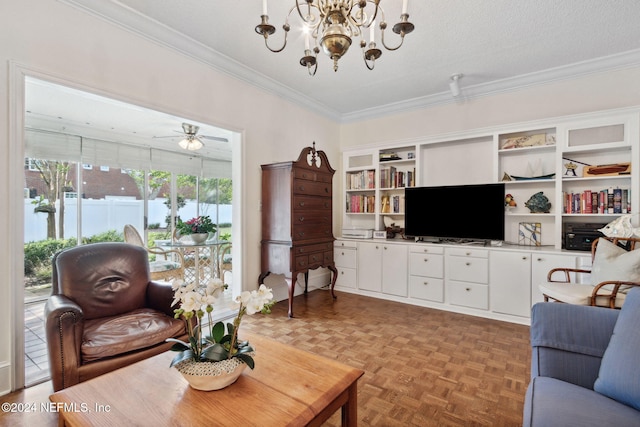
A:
<box><xmin>190</xmin><ymin>232</ymin><xmax>209</xmax><ymax>244</ymax></box>
<box><xmin>174</xmin><ymin>357</ymin><xmax>248</xmax><ymax>391</ymax></box>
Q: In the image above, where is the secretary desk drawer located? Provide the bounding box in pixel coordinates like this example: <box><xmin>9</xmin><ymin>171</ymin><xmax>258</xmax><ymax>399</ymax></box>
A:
<box><xmin>293</xmin><ymin>196</ymin><xmax>331</xmax><ymax>210</ymax></box>
<box><xmin>293</xmin><ymin>226</ymin><xmax>333</xmax><ymax>240</ymax></box>
<box><xmin>293</xmin><ymin>179</ymin><xmax>332</xmax><ymax>197</ymax></box>
<box><xmin>294</xmin><ymin>242</ymin><xmax>333</xmax><ymax>255</ymax></box>
<box><xmin>292</xmin><ymin>211</ymin><xmax>331</xmax><ymax>227</ymax></box>
<box><xmin>293</xmin><ymin>169</ymin><xmax>332</xmax><ymax>184</ymax></box>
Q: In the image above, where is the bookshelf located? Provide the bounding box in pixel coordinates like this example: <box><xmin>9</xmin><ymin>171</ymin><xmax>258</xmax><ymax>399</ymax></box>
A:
<box><xmin>341</xmin><ymin>107</ymin><xmax>639</xmax><ymax>250</ymax></box>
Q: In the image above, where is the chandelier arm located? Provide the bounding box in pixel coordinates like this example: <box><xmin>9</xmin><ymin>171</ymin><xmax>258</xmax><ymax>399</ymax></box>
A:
<box><xmin>295</xmin><ymin>1</ymin><xmax>320</xmax><ymax>25</ymax></box>
<box><xmin>380</xmin><ymin>28</ymin><xmax>405</xmax><ymax>51</ymax></box>
<box><xmin>263</xmin><ymin>29</ymin><xmax>289</xmax><ymax>53</ymax></box>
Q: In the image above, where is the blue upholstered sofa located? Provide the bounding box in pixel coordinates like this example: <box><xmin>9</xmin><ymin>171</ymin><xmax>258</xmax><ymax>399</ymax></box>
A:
<box><xmin>524</xmin><ymin>288</ymin><xmax>640</xmax><ymax>426</ymax></box>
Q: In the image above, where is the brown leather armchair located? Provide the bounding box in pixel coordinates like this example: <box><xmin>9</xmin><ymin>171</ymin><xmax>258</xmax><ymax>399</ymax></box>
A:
<box><xmin>45</xmin><ymin>242</ymin><xmax>188</xmax><ymax>391</ymax></box>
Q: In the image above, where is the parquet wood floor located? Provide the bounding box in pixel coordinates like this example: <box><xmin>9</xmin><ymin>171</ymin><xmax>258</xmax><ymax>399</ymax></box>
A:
<box><xmin>243</xmin><ymin>289</ymin><xmax>531</xmax><ymax>427</ymax></box>
<box><xmin>0</xmin><ymin>289</ymin><xmax>531</xmax><ymax>426</ymax></box>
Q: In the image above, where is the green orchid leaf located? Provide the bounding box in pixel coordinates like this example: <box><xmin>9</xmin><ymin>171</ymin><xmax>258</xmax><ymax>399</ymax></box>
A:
<box><xmin>236</xmin><ymin>353</ymin><xmax>255</xmax><ymax>370</ymax></box>
<box><xmin>201</xmin><ymin>343</ymin><xmax>229</xmax><ymax>361</ymax></box>
<box><xmin>169</xmin><ymin>350</ymin><xmax>195</xmax><ymax>368</ymax></box>
<box><xmin>212</xmin><ymin>321</ymin><xmax>225</xmax><ymax>342</ymax></box>
<box><xmin>165</xmin><ymin>338</ymin><xmax>190</xmax><ymax>351</ymax></box>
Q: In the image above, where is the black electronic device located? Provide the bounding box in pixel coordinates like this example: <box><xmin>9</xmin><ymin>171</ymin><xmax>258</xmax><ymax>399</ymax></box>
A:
<box><xmin>563</xmin><ymin>222</ymin><xmax>606</xmax><ymax>251</ymax></box>
<box><xmin>405</xmin><ymin>183</ymin><xmax>505</xmax><ymax>242</ymax></box>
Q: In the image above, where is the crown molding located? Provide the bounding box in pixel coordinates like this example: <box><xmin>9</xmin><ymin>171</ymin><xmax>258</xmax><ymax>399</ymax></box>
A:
<box><xmin>60</xmin><ymin>1</ymin><xmax>640</xmax><ymax>125</ymax></box>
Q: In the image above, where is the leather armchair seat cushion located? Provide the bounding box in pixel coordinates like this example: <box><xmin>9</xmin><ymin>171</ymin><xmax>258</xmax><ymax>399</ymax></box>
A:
<box><xmin>82</xmin><ymin>308</ymin><xmax>184</xmax><ymax>362</ymax></box>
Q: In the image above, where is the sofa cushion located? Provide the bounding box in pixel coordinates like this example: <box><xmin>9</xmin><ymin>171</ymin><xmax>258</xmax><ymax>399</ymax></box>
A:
<box><xmin>594</xmin><ymin>288</ymin><xmax>640</xmax><ymax>411</ymax></box>
<box><xmin>524</xmin><ymin>376</ymin><xmax>640</xmax><ymax>427</ymax></box>
<box><xmin>82</xmin><ymin>308</ymin><xmax>185</xmax><ymax>362</ymax></box>
<box><xmin>591</xmin><ymin>238</ymin><xmax>640</xmax><ymax>291</ymax></box>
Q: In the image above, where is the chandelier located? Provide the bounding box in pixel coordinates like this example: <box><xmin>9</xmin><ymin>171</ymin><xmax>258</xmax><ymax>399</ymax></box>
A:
<box><xmin>255</xmin><ymin>0</ymin><xmax>414</xmax><ymax>75</ymax></box>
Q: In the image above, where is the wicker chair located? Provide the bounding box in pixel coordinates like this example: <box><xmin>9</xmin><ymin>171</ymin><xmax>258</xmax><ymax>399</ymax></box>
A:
<box><xmin>219</xmin><ymin>243</ymin><xmax>232</xmax><ymax>283</ymax></box>
<box><xmin>540</xmin><ymin>236</ymin><xmax>640</xmax><ymax>308</ymax></box>
<box><xmin>123</xmin><ymin>224</ymin><xmax>184</xmax><ymax>282</ymax></box>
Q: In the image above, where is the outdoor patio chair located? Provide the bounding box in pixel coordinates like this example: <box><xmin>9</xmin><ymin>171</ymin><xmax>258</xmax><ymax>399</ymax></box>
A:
<box><xmin>124</xmin><ymin>224</ymin><xmax>184</xmax><ymax>282</ymax></box>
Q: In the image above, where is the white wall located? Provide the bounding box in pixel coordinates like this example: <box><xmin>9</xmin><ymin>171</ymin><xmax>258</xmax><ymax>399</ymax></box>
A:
<box><xmin>0</xmin><ymin>0</ymin><xmax>340</xmax><ymax>394</ymax></box>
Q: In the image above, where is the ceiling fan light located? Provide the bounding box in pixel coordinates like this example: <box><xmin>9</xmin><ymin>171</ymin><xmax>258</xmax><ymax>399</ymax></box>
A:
<box><xmin>179</xmin><ymin>136</ymin><xmax>203</xmax><ymax>151</ymax></box>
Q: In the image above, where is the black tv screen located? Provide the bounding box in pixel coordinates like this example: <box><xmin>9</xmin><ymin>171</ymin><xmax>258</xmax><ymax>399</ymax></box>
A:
<box><xmin>404</xmin><ymin>183</ymin><xmax>505</xmax><ymax>242</ymax></box>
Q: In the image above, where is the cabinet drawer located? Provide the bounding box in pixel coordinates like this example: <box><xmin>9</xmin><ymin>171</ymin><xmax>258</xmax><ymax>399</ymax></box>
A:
<box><xmin>293</xmin><ymin>196</ymin><xmax>331</xmax><ymax>210</ymax></box>
<box><xmin>294</xmin><ymin>255</ymin><xmax>309</xmax><ymax>270</ymax></box>
<box><xmin>294</xmin><ymin>242</ymin><xmax>333</xmax><ymax>255</ymax></box>
<box><xmin>307</xmin><ymin>251</ymin><xmax>325</xmax><ymax>268</ymax></box>
<box><xmin>409</xmin><ymin>253</ymin><xmax>443</xmax><ymax>278</ymax></box>
<box><xmin>335</xmin><ymin>247</ymin><xmax>357</xmax><ymax>268</ymax></box>
<box><xmin>409</xmin><ymin>276</ymin><xmax>444</xmax><ymax>302</ymax></box>
<box><xmin>448</xmin><ymin>281</ymin><xmax>489</xmax><ymax>310</ymax></box>
<box><xmin>409</xmin><ymin>245</ymin><xmax>443</xmax><ymax>255</ymax></box>
<box><xmin>293</xmin><ymin>169</ymin><xmax>332</xmax><ymax>184</ymax></box>
<box><xmin>293</xmin><ymin>179</ymin><xmax>332</xmax><ymax>196</ymax></box>
<box><xmin>292</xmin><ymin>211</ymin><xmax>331</xmax><ymax>226</ymax></box>
<box><xmin>336</xmin><ymin>267</ymin><xmax>357</xmax><ymax>289</ymax></box>
<box><xmin>446</xmin><ymin>248</ymin><xmax>488</xmax><ymax>258</ymax></box>
<box><xmin>447</xmin><ymin>256</ymin><xmax>488</xmax><ymax>284</ymax></box>
<box><xmin>335</xmin><ymin>240</ymin><xmax>357</xmax><ymax>249</ymax></box>
<box><xmin>293</xmin><ymin>226</ymin><xmax>333</xmax><ymax>241</ymax></box>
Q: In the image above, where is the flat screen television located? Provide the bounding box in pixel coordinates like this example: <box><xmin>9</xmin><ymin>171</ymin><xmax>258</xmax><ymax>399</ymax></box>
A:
<box><xmin>404</xmin><ymin>183</ymin><xmax>505</xmax><ymax>242</ymax></box>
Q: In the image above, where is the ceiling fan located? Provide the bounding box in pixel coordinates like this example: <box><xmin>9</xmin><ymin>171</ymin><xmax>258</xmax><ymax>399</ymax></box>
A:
<box><xmin>154</xmin><ymin>122</ymin><xmax>229</xmax><ymax>151</ymax></box>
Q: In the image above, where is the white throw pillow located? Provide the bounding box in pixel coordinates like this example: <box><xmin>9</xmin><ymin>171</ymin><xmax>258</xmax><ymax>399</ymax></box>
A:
<box><xmin>590</xmin><ymin>238</ymin><xmax>640</xmax><ymax>292</ymax></box>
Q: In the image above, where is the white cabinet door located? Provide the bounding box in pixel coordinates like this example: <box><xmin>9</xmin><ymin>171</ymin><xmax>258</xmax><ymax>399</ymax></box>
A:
<box><xmin>382</xmin><ymin>244</ymin><xmax>408</xmax><ymax>297</ymax></box>
<box><xmin>531</xmin><ymin>253</ymin><xmax>579</xmax><ymax>305</ymax></box>
<box><xmin>490</xmin><ymin>251</ymin><xmax>531</xmax><ymax>317</ymax></box>
<box><xmin>357</xmin><ymin>242</ymin><xmax>382</xmax><ymax>292</ymax></box>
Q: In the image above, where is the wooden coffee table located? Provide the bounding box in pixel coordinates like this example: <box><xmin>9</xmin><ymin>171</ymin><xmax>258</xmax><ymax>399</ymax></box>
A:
<box><xmin>49</xmin><ymin>332</ymin><xmax>364</xmax><ymax>426</ymax></box>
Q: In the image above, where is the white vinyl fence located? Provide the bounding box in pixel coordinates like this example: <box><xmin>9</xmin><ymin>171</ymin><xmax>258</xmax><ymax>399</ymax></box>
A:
<box><xmin>24</xmin><ymin>198</ymin><xmax>231</xmax><ymax>243</ymax></box>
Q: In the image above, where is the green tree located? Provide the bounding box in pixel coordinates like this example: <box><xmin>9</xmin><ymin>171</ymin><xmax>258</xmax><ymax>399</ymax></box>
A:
<box><xmin>31</xmin><ymin>160</ymin><xmax>71</xmax><ymax>239</ymax></box>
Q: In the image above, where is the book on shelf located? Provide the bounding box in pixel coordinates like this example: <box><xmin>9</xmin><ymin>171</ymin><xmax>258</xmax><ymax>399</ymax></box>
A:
<box><xmin>346</xmin><ymin>194</ymin><xmax>376</xmax><ymax>213</ymax></box>
<box><xmin>563</xmin><ymin>187</ymin><xmax>629</xmax><ymax>214</ymax></box>
<box><xmin>347</xmin><ymin>169</ymin><xmax>375</xmax><ymax>190</ymax></box>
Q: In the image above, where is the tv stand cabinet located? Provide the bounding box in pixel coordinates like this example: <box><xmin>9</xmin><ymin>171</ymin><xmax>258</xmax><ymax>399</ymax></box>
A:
<box><xmin>335</xmin><ymin>238</ymin><xmax>589</xmax><ymax>325</ymax></box>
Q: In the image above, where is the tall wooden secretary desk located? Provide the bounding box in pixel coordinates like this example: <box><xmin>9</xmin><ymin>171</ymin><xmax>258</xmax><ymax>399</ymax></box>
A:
<box><xmin>259</xmin><ymin>143</ymin><xmax>338</xmax><ymax>317</ymax></box>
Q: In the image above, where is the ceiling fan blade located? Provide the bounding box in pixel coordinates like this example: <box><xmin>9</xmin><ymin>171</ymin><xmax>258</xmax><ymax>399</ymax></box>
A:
<box><xmin>199</xmin><ymin>135</ymin><xmax>229</xmax><ymax>143</ymax></box>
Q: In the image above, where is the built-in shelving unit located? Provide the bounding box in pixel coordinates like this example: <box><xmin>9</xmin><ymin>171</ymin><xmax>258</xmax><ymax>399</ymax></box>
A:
<box><xmin>342</xmin><ymin>107</ymin><xmax>639</xmax><ymax>250</ymax></box>
<box><xmin>337</xmin><ymin>107</ymin><xmax>639</xmax><ymax>325</ymax></box>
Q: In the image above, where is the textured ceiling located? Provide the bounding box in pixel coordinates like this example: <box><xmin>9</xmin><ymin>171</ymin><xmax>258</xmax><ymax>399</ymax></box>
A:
<box><xmin>24</xmin><ymin>1</ymin><xmax>640</xmax><ymax>159</ymax></box>
<box><xmin>63</xmin><ymin>0</ymin><xmax>640</xmax><ymax>121</ymax></box>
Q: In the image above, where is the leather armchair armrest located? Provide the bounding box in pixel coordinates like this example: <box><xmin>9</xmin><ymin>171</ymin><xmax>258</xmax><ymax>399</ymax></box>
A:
<box><xmin>146</xmin><ymin>280</ymin><xmax>177</xmax><ymax>317</ymax></box>
<box><xmin>44</xmin><ymin>295</ymin><xmax>84</xmax><ymax>391</ymax></box>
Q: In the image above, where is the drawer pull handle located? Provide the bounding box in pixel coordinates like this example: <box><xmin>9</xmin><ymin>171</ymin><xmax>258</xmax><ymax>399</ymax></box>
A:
<box><xmin>384</xmin><ymin>246</ymin><xmax>387</xmax><ymax>250</ymax></box>
<box><xmin>324</xmin><ymin>202</ymin><xmax>329</xmax><ymax>207</ymax></box>
<box><xmin>341</xmin><ymin>252</ymin><xmax>345</xmax><ymax>255</ymax></box>
<box><xmin>341</xmin><ymin>271</ymin><xmax>345</xmax><ymax>275</ymax></box>
<box><xmin>299</xmin><ymin>201</ymin><xmax>305</xmax><ymax>207</ymax></box>
<box><xmin>465</xmin><ymin>262</ymin><xmax>471</xmax><ymax>266</ymax></box>
<box><xmin>466</xmin><ymin>252</ymin><xmax>471</xmax><ymax>256</ymax></box>
<box><xmin>522</xmin><ymin>256</ymin><xmax>528</xmax><ymax>260</ymax></box>
<box><xmin>466</xmin><ymin>287</ymin><xmax>471</xmax><ymax>292</ymax></box>
<box><xmin>299</xmin><ymin>186</ymin><xmax>305</xmax><ymax>191</ymax></box>
<box><xmin>325</xmin><ymin>187</ymin><xmax>329</xmax><ymax>193</ymax></box>
<box><xmin>299</xmin><ymin>216</ymin><xmax>304</xmax><ymax>222</ymax></box>
<box><xmin>423</xmin><ymin>281</ymin><xmax>429</xmax><ymax>285</ymax></box>
<box><xmin>537</xmin><ymin>258</ymin><xmax>543</xmax><ymax>262</ymax></box>
<box><xmin>423</xmin><ymin>258</ymin><xmax>428</xmax><ymax>262</ymax></box>
<box><xmin>423</xmin><ymin>249</ymin><xmax>429</xmax><ymax>253</ymax></box>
